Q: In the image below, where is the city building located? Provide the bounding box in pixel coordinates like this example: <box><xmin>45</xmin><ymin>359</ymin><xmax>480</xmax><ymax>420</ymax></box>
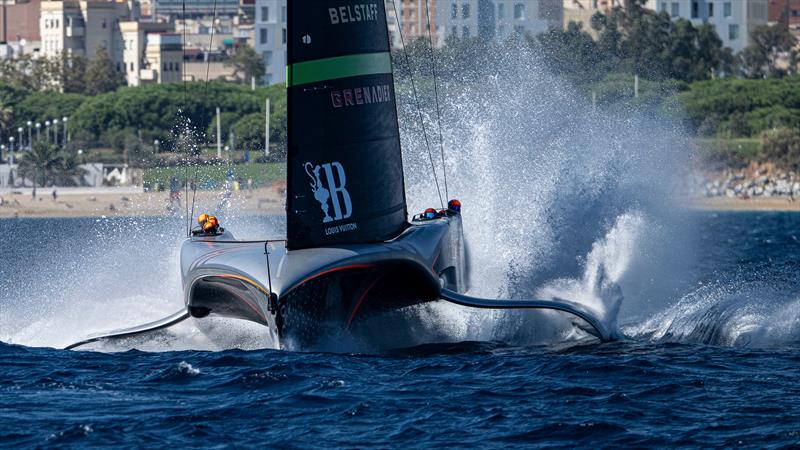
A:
<box><xmin>563</xmin><ymin>0</ymin><xmax>620</xmax><ymax>37</ymax></box>
<box><xmin>254</xmin><ymin>0</ymin><xmax>285</xmax><ymax>85</ymax></box>
<box><xmin>386</xmin><ymin>0</ymin><xmax>440</xmax><ymax>48</ymax></box>
<box><xmin>138</xmin><ymin>0</ymin><xmax>153</xmax><ymax>17</ymax></box>
<box><xmin>768</xmin><ymin>0</ymin><xmax>800</xmax><ymax>29</ymax></box>
<box><xmin>0</xmin><ymin>0</ymin><xmax>42</xmax><ymax>56</ymax></box>
<box><xmin>143</xmin><ymin>32</ymin><xmax>182</xmax><ymax>83</ymax></box>
<box><xmin>39</xmin><ymin>1</ymin><xmax>187</xmax><ymax>86</ymax></box>
<box><xmin>152</xmin><ymin>0</ymin><xmax>239</xmax><ymax>19</ymax></box>
<box><xmin>436</xmin><ymin>0</ymin><xmax>563</xmax><ymax>42</ymax></box>
<box><xmin>119</xmin><ymin>21</ymin><xmax>181</xmax><ymax>85</ymax></box>
<box><xmin>39</xmin><ymin>0</ymin><xmax>136</xmax><ymax>64</ymax></box>
<box><xmin>644</xmin><ymin>0</ymin><xmax>770</xmax><ymax>52</ymax></box>
<box><xmin>239</xmin><ymin>0</ymin><xmax>255</xmax><ymax>21</ymax></box>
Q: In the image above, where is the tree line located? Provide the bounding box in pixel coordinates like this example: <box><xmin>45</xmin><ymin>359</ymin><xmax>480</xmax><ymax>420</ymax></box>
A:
<box><xmin>1</xmin><ymin>0</ymin><xmax>798</xmax><ymax>168</ymax></box>
<box><xmin>0</xmin><ymin>48</ymin><xmax>126</xmax><ymax>95</ymax></box>
<box><xmin>0</xmin><ymin>81</ymin><xmax>287</xmax><ymax>166</ymax></box>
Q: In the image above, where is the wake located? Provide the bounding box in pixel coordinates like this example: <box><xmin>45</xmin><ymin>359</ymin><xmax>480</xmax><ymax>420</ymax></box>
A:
<box><xmin>624</xmin><ymin>281</ymin><xmax>800</xmax><ymax>347</ymax></box>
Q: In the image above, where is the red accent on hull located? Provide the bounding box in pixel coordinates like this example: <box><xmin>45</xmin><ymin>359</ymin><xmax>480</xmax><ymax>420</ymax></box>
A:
<box><xmin>283</xmin><ymin>264</ymin><xmax>375</xmax><ymax>296</ymax></box>
<box><xmin>346</xmin><ymin>274</ymin><xmax>385</xmax><ymax>328</ymax></box>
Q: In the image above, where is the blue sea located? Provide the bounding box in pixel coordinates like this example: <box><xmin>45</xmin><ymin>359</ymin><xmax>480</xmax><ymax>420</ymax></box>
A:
<box><xmin>2</xmin><ymin>212</ymin><xmax>800</xmax><ymax>448</ymax></box>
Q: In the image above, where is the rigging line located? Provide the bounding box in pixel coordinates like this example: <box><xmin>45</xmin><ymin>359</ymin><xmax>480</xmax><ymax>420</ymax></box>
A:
<box><xmin>389</xmin><ymin>0</ymin><xmax>444</xmax><ymax>209</ymax></box>
<box><xmin>189</xmin><ymin>0</ymin><xmax>218</xmax><ymax>231</ymax></box>
<box><xmin>423</xmin><ymin>0</ymin><xmax>449</xmax><ymax>201</ymax></box>
<box><xmin>182</xmin><ymin>0</ymin><xmax>190</xmax><ymax>235</ymax></box>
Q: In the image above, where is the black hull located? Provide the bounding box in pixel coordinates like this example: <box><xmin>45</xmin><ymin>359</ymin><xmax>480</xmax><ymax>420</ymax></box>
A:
<box><xmin>181</xmin><ymin>215</ymin><xmax>469</xmax><ymax>349</ymax></box>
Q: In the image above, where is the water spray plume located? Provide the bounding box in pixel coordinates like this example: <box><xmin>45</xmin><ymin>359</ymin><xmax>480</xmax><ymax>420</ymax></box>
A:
<box><xmin>2</xmin><ymin>39</ymin><xmax>703</xmax><ymax>351</ymax></box>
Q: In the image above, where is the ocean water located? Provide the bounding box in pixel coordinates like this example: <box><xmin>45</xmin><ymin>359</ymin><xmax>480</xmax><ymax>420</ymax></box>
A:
<box><xmin>2</xmin><ymin>212</ymin><xmax>800</xmax><ymax>447</ymax></box>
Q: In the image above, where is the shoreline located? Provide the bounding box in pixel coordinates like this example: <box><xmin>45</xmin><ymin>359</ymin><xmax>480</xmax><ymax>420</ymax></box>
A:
<box><xmin>0</xmin><ymin>187</ymin><xmax>285</xmax><ymax>219</ymax></box>
<box><xmin>686</xmin><ymin>196</ymin><xmax>800</xmax><ymax>212</ymax></box>
<box><xmin>2</xmin><ymin>188</ymin><xmax>800</xmax><ymax>219</ymax></box>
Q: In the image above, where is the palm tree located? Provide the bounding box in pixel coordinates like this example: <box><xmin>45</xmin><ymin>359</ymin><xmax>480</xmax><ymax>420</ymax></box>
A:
<box><xmin>52</xmin><ymin>151</ymin><xmax>86</xmax><ymax>186</ymax></box>
<box><xmin>17</xmin><ymin>142</ymin><xmax>85</xmax><ymax>189</ymax></box>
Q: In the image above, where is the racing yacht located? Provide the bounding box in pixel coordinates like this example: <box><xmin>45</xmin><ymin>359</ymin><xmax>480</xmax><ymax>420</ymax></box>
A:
<box><xmin>66</xmin><ymin>0</ymin><xmax>614</xmax><ymax>350</ymax></box>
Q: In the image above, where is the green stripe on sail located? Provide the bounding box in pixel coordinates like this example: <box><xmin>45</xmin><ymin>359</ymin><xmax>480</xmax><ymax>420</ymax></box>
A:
<box><xmin>288</xmin><ymin>52</ymin><xmax>391</xmax><ymax>86</ymax></box>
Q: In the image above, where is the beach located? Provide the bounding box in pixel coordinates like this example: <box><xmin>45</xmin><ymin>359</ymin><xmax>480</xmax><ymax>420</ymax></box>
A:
<box><xmin>1</xmin><ymin>187</ymin><xmax>799</xmax><ymax>219</ymax></box>
<box><xmin>0</xmin><ymin>186</ymin><xmax>285</xmax><ymax>218</ymax></box>
<box><xmin>688</xmin><ymin>196</ymin><xmax>800</xmax><ymax>212</ymax></box>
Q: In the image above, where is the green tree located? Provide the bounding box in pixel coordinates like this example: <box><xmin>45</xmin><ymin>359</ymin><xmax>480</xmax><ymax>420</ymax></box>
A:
<box><xmin>533</xmin><ymin>22</ymin><xmax>606</xmax><ymax>85</ymax></box>
<box><xmin>727</xmin><ymin>111</ymin><xmax>750</xmax><ymax>137</ymax></box>
<box><xmin>84</xmin><ymin>48</ymin><xmax>125</xmax><ymax>95</ymax></box>
<box><xmin>591</xmin><ymin>5</ymin><xmax>725</xmax><ymax>82</ymax></box>
<box><xmin>51</xmin><ymin>151</ymin><xmax>86</xmax><ymax>186</ymax></box>
<box><xmin>760</xmin><ymin>128</ymin><xmax>800</xmax><ymax>170</ymax></box>
<box><xmin>0</xmin><ymin>55</ymin><xmax>60</xmax><ymax>91</ymax></box>
<box><xmin>232</xmin><ymin>113</ymin><xmax>265</xmax><ymax>152</ymax></box>
<box><xmin>15</xmin><ymin>91</ymin><xmax>85</xmax><ymax>124</ymax></box>
<box><xmin>0</xmin><ymin>103</ymin><xmax>12</xmax><ymax>136</ymax></box>
<box><xmin>61</xmin><ymin>53</ymin><xmax>88</xmax><ymax>94</ymax></box>
<box><xmin>69</xmin><ymin>81</ymin><xmax>286</xmax><ymax>143</ymax></box>
<box><xmin>739</xmin><ymin>24</ymin><xmax>798</xmax><ymax>78</ymax></box>
<box><xmin>225</xmin><ymin>45</ymin><xmax>266</xmax><ymax>84</ymax></box>
<box><xmin>678</xmin><ymin>76</ymin><xmax>800</xmax><ymax>136</ymax></box>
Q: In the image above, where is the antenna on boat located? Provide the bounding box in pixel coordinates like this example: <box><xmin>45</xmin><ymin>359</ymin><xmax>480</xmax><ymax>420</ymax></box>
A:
<box><xmin>424</xmin><ymin>0</ymin><xmax>449</xmax><ymax>201</ymax></box>
<box><xmin>389</xmin><ymin>0</ymin><xmax>444</xmax><ymax>209</ymax></box>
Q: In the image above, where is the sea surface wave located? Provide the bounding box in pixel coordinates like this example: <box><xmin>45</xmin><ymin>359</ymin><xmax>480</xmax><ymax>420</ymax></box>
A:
<box><xmin>2</xmin><ymin>212</ymin><xmax>800</xmax><ymax>447</ymax></box>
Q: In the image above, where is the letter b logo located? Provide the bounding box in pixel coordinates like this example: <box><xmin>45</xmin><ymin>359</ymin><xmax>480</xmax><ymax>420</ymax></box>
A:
<box><xmin>322</xmin><ymin>162</ymin><xmax>352</xmax><ymax>220</ymax></box>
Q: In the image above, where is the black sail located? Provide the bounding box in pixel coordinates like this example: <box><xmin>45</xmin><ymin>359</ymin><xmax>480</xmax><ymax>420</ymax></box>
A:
<box><xmin>286</xmin><ymin>0</ymin><xmax>407</xmax><ymax>250</ymax></box>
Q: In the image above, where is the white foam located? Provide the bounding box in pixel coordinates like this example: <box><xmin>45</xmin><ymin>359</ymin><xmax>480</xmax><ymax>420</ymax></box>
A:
<box><xmin>2</xmin><ymin>40</ymin><xmax>696</xmax><ymax>351</ymax></box>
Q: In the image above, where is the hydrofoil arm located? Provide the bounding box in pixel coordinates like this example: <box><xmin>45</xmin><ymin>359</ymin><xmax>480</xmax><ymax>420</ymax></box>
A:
<box><xmin>65</xmin><ymin>308</ymin><xmax>192</xmax><ymax>350</ymax></box>
<box><xmin>439</xmin><ymin>289</ymin><xmax>614</xmax><ymax>342</ymax></box>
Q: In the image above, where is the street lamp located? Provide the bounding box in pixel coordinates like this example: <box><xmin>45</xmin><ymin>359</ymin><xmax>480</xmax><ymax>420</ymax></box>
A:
<box><xmin>45</xmin><ymin>120</ymin><xmax>51</xmax><ymax>144</ymax></box>
<box><xmin>52</xmin><ymin>118</ymin><xmax>59</xmax><ymax>146</ymax></box>
<box><xmin>154</xmin><ymin>139</ymin><xmax>160</xmax><ymax>154</ymax></box>
<box><xmin>35</xmin><ymin>122</ymin><xmax>41</xmax><ymax>142</ymax></box>
<box><xmin>0</xmin><ymin>144</ymin><xmax>5</xmax><ymax>162</ymax></box>
<box><xmin>17</xmin><ymin>127</ymin><xmax>23</xmax><ymax>152</ymax></box>
<box><xmin>62</xmin><ymin>116</ymin><xmax>69</xmax><ymax>144</ymax></box>
<box><xmin>26</xmin><ymin>121</ymin><xmax>32</xmax><ymax>150</ymax></box>
<box><xmin>8</xmin><ymin>137</ymin><xmax>14</xmax><ymax>165</ymax></box>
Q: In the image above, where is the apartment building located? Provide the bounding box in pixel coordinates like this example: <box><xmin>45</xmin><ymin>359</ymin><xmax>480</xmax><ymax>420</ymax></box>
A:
<box><xmin>239</xmin><ymin>0</ymin><xmax>255</xmax><ymax>21</ymax></box>
<box><xmin>39</xmin><ymin>0</ymin><xmax>135</xmax><ymax>63</ymax></box>
<box><xmin>437</xmin><ymin>0</ymin><xmax>563</xmax><ymax>42</ymax></box>
<box><xmin>0</xmin><ymin>0</ymin><xmax>41</xmax><ymax>56</ymax></box>
<box><xmin>151</xmin><ymin>0</ymin><xmax>239</xmax><ymax>19</ymax></box>
<box><xmin>385</xmin><ymin>0</ymin><xmax>440</xmax><ymax>48</ymax></box>
<box><xmin>645</xmin><ymin>0</ymin><xmax>769</xmax><ymax>52</ymax></box>
<box><xmin>768</xmin><ymin>0</ymin><xmax>800</xmax><ymax>29</ymax></box>
<box><xmin>143</xmin><ymin>32</ymin><xmax>182</xmax><ymax>83</ymax></box>
<box><xmin>563</xmin><ymin>0</ymin><xmax>621</xmax><ymax>37</ymax></box>
<box><xmin>119</xmin><ymin>20</ymin><xmax>181</xmax><ymax>85</ymax></box>
<box><xmin>40</xmin><ymin>1</ymin><xmax>184</xmax><ymax>86</ymax></box>
<box><xmin>254</xmin><ymin>0</ymin><xmax>285</xmax><ymax>85</ymax></box>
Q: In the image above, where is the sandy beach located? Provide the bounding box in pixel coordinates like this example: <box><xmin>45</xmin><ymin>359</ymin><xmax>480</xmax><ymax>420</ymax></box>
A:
<box><xmin>0</xmin><ymin>186</ymin><xmax>285</xmax><ymax>218</ymax></box>
<box><xmin>1</xmin><ymin>187</ymin><xmax>799</xmax><ymax>219</ymax></box>
<box><xmin>687</xmin><ymin>196</ymin><xmax>800</xmax><ymax>212</ymax></box>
